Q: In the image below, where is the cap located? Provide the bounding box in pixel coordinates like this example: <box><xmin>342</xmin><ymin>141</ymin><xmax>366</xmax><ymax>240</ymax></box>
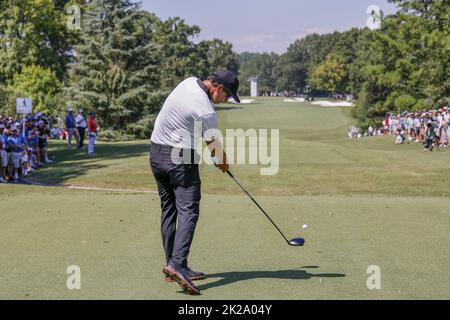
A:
<box><xmin>89</xmin><ymin>112</ymin><xmax>95</xmax><ymax>116</ymax></box>
<box><xmin>68</xmin><ymin>107</ymin><xmax>74</xmax><ymax>112</ymax></box>
<box><xmin>79</xmin><ymin>108</ymin><xmax>84</xmax><ymax>113</ymax></box>
<box><xmin>213</xmin><ymin>70</ymin><xmax>240</xmax><ymax>103</ymax></box>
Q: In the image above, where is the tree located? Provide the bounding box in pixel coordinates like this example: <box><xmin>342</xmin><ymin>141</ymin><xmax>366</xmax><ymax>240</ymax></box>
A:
<box><xmin>204</xmin><ymin>38</ymin><xmax>240</xmax><ymax>75</ymax></box>
<box><xmin>66</xmin><ymin>0</ymin><xmax>163</xmax><ymax>135</ymax></box>
<box><xmin>153</xmin><ymin>17</ymin><xmax>210</xmax><ymax>90</ymax></box>
<box><xmin>274</xmin><ymin>29</ymin><xmax>365</xmax><ymax>94</ymax></box>
<box><xmin>10</xmin><ymin>64</ymin><xmax>63</xmax><ymax>117</ymax></box>
<box><xmin>239</xmin><ymin>52</ymin><xmax>279</xmax><ymax>95</ymax></box>
<box><xmin>310</xmin><ymin>53</ymin><xmax>346</xmax><ymax>96</ymax></box>
<box><xmin>0</xmin><ymin>0</ymin><xmax>84</xmax><ymax>83</ymax></box>
<box><xmin>353</xmin><ymin>0</ymin><xmax>450</xmax><ymax>125</ymax></box>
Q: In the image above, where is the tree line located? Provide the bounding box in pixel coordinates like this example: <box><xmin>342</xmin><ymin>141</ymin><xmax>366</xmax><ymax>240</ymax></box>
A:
<box><xmin>240</xmin><ymin>0</ymin><xmax>449</xmax><ymax>129</ymax></box>
<box><xmin>0</xmin><ymin>0</ymin><xmax>448</xmax><ymax>136</ymax></box>
<box><xmin>0</xmin><ymin>0</ymin><xmax>239</xmax><ymax>140</ymax></box>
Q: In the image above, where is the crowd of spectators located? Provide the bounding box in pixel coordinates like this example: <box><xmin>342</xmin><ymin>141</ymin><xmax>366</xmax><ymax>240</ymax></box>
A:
<box><xmin>349</xmin><ymin>107</ymin><xmax>450</xmax><ymax>152</ymax></box>
<box><xmin>0</xmin><ymin>112</ymin><xmax>53</xmax><ymax>183</ymax></box>
<box><xmin>0</xmin><ymin>108</ymin><xmax>98</xmax><ymax>183</ymax></box>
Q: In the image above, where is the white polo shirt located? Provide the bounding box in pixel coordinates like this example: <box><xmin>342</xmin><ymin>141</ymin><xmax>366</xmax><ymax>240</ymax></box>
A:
<box><xmin>151</xmin><ymin>77</ymin><xmax>217</xmax><ymax>149</ymax></box>
<box><xmin>75</xmin><ymin>114</ymin><xmax>87</xmax><ymax>128</ymax></box>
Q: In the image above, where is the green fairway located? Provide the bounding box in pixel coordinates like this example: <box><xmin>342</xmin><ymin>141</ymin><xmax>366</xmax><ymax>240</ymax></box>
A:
<box><xmin>1</xmin><ymin>98</ymin><xmax>449</xmax><ymax>299</ymax></box>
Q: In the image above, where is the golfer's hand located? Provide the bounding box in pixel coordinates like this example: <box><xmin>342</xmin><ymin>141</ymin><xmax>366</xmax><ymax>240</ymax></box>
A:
<box><xmin>216</xmin><ymin>162</ymin><xmax>229</xmax><ymax>173</ymax></box>
<box><xmin>213</xmin><ymin>151</ymin><xmax>229</xmax><ymax>173</ymax></box>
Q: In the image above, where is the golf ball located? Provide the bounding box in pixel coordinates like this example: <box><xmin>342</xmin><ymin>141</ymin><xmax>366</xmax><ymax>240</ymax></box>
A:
<box><xmin>302</xmin><ymin>224</ymin><xmax>308</xmax><ymax>229</ymax></box>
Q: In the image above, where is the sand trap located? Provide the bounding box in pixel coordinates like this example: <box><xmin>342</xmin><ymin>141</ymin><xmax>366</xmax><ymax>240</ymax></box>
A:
<box><xmin>283</xmin><ymin>98</ymin><xmax>353</xmax><ymax>106</ymax></box>
<box><xmin>283</xmin><ymin>98</ymin><xmax>305</xmax><ymax>103</ymax></box>
<box><xmin>311</xmin><ymin>101</ymin><xmax>354</xmax><ymax>107</ymax></box>
<box><xmin>228</xmin><ymin>98</ymin><xmax>255</xmax><ymax>104</ymax></box>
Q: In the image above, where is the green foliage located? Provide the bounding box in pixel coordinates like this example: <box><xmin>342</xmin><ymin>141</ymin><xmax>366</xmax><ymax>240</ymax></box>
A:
<box><xmin>310</xmin><ymin>53</ymin><xmax>346</xmax><ymax>95</ymax></box>
<box><xmin>154</xmin><ymin>17</ymin><xmax>210</xmax><ymax>89</ymax></box>
<box><xmin>395</xmin><ymin>94</ymin><xmax>416</xmax><ymax>111</ymax></box>
<box><xmin>11</xmin><ymin>65</ymin><xmax>62</xmax><ymax>116</ymax></box>
<box><xmin>0</xmin><ymin>0</ymin><xmax>84</xmax><ymax>83</ymax></box>
<box><xmin>65</xmin><ymin>1</ymin><xmax>232</xmax><ymax>139</ymax></box>
<box><xmin>351</xmin><ymin>0</ymin><xmax>450</xmax><ymax>126</ymax></box>
<box><xmin>66</xmin><ymin>0</ymin><xmax>163</xmax><ymax>131</ymax></box>
<box><xmin>205</xmin><ymin>39</ymin><xmax>240</xmax><ymax>75</ymax></box>
<box><xmin>0</xmin><ymin>0</ymin><xmax>241</xmax><ymax>139</ymax></box>
<box><xmin>275</xmin><ymin>29</ymin><xmax>365</xmax><ymax>93</ymax></box>
<box><xmin>239</xmin><ymin>52</ymin><xmax>279</xmax><ymax>95</ymax></box>
<box><xmin>2</xmin><ymin>0</ymin><xmax>447</xmax><ymax>137</ymax></box>
<box><xmin>97</xmin><ymin>128</ymin><xmax>135</xmax><ymax>142</ymax></box>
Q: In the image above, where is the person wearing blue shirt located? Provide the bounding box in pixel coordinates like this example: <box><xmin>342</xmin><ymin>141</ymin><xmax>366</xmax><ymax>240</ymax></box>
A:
<box><xmin>0</xmin><ymin>124</ymin><xmax>8</xmax><ymax>183</ymax></box>
<box><xmin>6</xmin><ymin>126</ymin><xmax>27</xmax><ymax>181</ymax></box>
<box><xmin>65</xmin><ymin>107</ymin><xmax>80</xmax><ymax>150</ymax></box>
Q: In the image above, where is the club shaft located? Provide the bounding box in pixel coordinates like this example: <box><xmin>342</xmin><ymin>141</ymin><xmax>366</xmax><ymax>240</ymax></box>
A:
<box><xmin>226</xmin><ymin>171</ymin><xmax>290</xmax><ymax>244</ymax></box>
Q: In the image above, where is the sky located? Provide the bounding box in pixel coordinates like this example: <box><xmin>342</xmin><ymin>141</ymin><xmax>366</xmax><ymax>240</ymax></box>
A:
<box><xmin>141</xmin><ymin>0</ymin><xmax>399</xmax><ymax>54</ymax></box>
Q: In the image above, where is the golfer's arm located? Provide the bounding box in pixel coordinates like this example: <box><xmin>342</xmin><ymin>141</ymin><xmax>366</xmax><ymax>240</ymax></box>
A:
<box><xmin>206</xmin><ymin>139</ymin><xmax>228</xmax><ymax>163</ymax></box>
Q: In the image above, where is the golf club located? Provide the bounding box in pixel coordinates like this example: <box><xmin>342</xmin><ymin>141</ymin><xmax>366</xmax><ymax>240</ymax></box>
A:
<box><xmin>226</xmin><ymin>170</ymin><xmax>305</xmax><ymax>246</ymax></box>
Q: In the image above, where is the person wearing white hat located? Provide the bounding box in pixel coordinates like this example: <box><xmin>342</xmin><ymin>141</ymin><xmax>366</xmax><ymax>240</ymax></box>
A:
<box><xmin>75</xmin><ymin>109</ymin><xmax>87</xmax><ymax>149</ymax></box>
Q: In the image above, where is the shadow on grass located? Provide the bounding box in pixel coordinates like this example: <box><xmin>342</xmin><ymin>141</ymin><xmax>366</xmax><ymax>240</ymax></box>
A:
<box><xmin>198</xmin><ymin>269</ymin><xmax>346</xmax><ymax>291</ymax></box>
<box><xmin>30</xmin><ymin>141</ymin><xmax>149</xmax><ymax>185</ymax></box>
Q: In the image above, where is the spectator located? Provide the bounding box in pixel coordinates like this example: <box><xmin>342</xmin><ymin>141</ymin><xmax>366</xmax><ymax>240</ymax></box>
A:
<box><xmin>75</xmin><ymin>109</ymin><xmax>87</xmax><ymax>149</ymax></box>
<box><xmin>0</xmin><ymin>124</ymin><xmax>7</xmax><ymax>183</ymax></box>
<box><xmin>395</xmin><ymin>130</ymin><xmax>404</xmax><ymax>145</ymax></box>
<box><xmin>50</xmin><ymin>126</ymin><xmax>61</xmax><ymax>140</ymax></box>
<box><xmin>423</xmin><ymin>123</ymin><xmax>435</xmax><ymax>152</ymax></box>
<box><xmin>6</xmin><ymin>125</ymin><xmax>27</xmax><ymax>182</ymax></box>
<box><xmin>37</xmin><ymin>120</ymin><xmax>53</xmax><ymax>163</ymax></box>
<box><xmin>87</xmin><ymin>112</ymin><xmax>98</xmax><ymax>156</ymax></box>
<box><xmin>65</xmin><ymin>107</ymin><xmax>79</xmax><ymax>150</ymax></box>
<box><xmin>350</xmin><ymin>106</ymin><xmax>450</xmax><ymax>151</ymax></box>
<box><xmin>0</xmin><ymin>112</ymin><xmax>55</xmax><ymax>183</ymax></box>
<box><xmin>447</xmin><ymin>119</ymin><xmax>450</xmax><ymax>147</ymax></box>
<box><xmin>60</xmin><ymin>128</ymin><xmax>67</xmax><ymax>141</ymax></box>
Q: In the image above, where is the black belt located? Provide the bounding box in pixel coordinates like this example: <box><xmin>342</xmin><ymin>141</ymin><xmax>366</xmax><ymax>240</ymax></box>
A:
<box><xmin>151</xmin><ymin>142</ymin><xmax>200</xmax><ymax>164</ymax></box>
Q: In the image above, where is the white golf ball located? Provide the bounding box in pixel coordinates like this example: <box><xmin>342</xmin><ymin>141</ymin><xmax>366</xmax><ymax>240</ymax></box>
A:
<box><xmin>302</xmin><ymin>224</ymin><xmax>308</xmax><ymax>229</ymax></box>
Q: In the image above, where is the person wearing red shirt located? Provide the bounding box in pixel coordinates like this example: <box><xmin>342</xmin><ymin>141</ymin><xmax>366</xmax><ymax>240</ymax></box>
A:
<box><xmin>87</xmin><ymin>112</ymin><xmax>97</xmax><ymax>156</ymax></box>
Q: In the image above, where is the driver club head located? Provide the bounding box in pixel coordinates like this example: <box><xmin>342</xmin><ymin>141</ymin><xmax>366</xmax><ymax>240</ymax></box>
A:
<box><xmin>288</xmin><ymin>237</ymin><xmax>305</xmax><ymax>246</ymax></box>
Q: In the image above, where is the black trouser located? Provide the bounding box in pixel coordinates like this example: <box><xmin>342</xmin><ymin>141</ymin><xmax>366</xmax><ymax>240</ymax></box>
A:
<box><xmin>149</xmin><ymin>143</ymin><xmax>201</xmax><ymax>269</ymax></box>
<box><xmin>77</xmin><ymin>127</ymin><xmax>86</xmax><ymax>148</ymax></box>
<box><xmin>424</xmin><ymin>138</ymin><xmax>433</xmax><ymax>150</ymax></box>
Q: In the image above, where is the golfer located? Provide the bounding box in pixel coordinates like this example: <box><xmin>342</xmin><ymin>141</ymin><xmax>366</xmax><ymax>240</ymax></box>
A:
<box><xmin>149</xmin><ymin>70</ymin><xmax>240</xmax><ymax>295</ymax></box>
